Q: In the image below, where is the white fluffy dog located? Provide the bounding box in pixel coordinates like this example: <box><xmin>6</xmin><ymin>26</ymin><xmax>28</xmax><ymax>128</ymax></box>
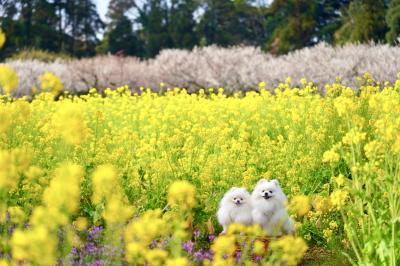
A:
<box><xmin>251</xmin><ymin>179</ymin><xmax>295</xmax><ymax>236</ymax></box>
<box><xmin>217</xmin><ymin>187</ymin><xmax>253</xmax><ymax>233</ymax></box>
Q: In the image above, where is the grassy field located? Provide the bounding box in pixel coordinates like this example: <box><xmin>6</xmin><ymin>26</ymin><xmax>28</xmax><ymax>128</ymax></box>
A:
<box><xmin>1</xmin><ymin>76</ymin><xmax>400</xmax><ymax>265</ymax></box>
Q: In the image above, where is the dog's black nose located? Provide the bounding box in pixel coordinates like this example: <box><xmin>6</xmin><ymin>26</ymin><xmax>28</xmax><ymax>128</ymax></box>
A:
<box><xmin>263</xmin><ymin>192</ymin><xmax>271</xmax><ymax>199</ymax></box>
<box><xmin>235</xmin><ymin>199</ymin><xmax>241</xmax><ymax>204</ymax></box>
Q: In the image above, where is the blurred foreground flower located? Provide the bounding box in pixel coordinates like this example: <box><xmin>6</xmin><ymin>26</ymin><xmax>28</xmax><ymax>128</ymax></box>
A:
<box><xmin>168</xmin><ymin>181</ymin><xmax>196</xmax><ymax>210</ymax></box>
<box><xmin>270</xmin><ymin>235</ymin><xmax>308</xmax><ymax>265</ymax></box>
<box><xmin>92</xmin><ymin>164</ymin><xmax>118</xmax><ymax>203</ymax></box>
<box><xmin>39</xmin><ymin>72</ymin><xmax>63</xmax><ymax>95</ymax></box>
<box><xmin>0</xmin><ymin>28</ymin><xmax>5</xmax><ymax>49</ymax></box>
<box><xmin>52</xmin><ymin>103</ymin><xmax>88</xmax><ymax>145</ymax></box>
<box><xmin>0</xmin><ymin>64</ymin><xmax>19</xmax><ymax>94</ymax></box>
<box><xmin>288</xmin><ymin>195</ymin><xmax>311</xmax><ymax>217</ymax></box>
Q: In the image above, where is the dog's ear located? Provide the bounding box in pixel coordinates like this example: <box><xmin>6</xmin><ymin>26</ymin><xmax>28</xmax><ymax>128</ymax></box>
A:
<box><xmin>256</xmin><ymin>178</ymin><xmax>267</xmax><ymax>186</ymax></box>
<box><xmin>271</xmin><ymin>179</ymin><xmax>281</xmax><ymax>187</ymax></box>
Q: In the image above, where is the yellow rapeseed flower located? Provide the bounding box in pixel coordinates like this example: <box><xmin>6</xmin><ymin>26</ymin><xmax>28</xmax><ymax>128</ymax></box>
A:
<box><xmin>124</xmin><ymin>209</ymin><xmax>167</xmax><ymax>245</ymax></box>
<box><xmin>313</xmin><ymin>195</ymin><xmax>332</xmax><ymax>214</ymax></box>
<box><xmin>270</xmin><ymin>235</ymin><xmax>308</xmax><ymax>266</ymax></box>
<box><xmin>92</xmin><ymin>164</ymin><xmax>118</xmax><ymax>203</ymax></box>
<box><xmin>253</xmin><ymin>239</ymin><xmax>265</xmax><ymax>255</ymax></box>
<box><xmin>0</xmin><ymin>28</ymin><xmax>5</xmax><ymax>49</ymax></box>
<box><xmin>42</xmin><ymin>163</ymin><xmax>82</xmax><ymax>214</ymax></box>
<box><xmin>11</xmin><ymin>225</ymin><xmax>57</xmax><ymax>265</ymax></box>
<box><xmin>125</xmin><ymin>242</ymin><xmax>142</xmax><ymax>262</ymax></box>
<box><xmin>288</xmin><ymin>195</ymin><xmax>311</xmax><ymax>217</ymax></box>
<box><xmin>258</xmin><ymin>81</ymin><xmax>267</xmax><ymax>90</ymax></box>
<box><xmin>52</xmin><ymin>103</ymin><xmax>88</xmax><ymax>145</ymax></box>
<box><xmin>333</xmin><ymin>174</ymin><xmax>346</xmax><ymax>187</ymax></box>
<box><xmin>168</xmin><ymin>180</ymin><xmax>196</xmax><ymax>210</ymax></box>
<box><xmin>0</xmin><ymin>149</ymin><xmax>18</xmax><ymax>190</ymax></box>
<box><xmin>322</xmin><ymin>149</ymin><xmax>340</xmax><ymax>163</ymax></box>
<box><xmin>342</xmin><ymin>128</ymin><xmax>366</xmax><ymax>146</ymax></box>
<box><xmin>0</xmin><ymin>64</ymin><xmax>19</xmax><ymax>94</ymax></box>
<box><xmin>165</xmin><ymin>257</ymin><xmax>189</xmax><ymax>266</ymax></box>
<box><xmin>211</xmin><ymin>235</ymin><xmax>236</xmax><ymax>264</ymax></box>
<box><xmin>323</xmin><ymin>228</ymin><xmax>333</xmax><ymax>241</ymax></box>
<box><xmin>0</xmin><ymin>204</ymin><xmax>7</xmax><ymax>224</ymax></box>
<box><xmin>226</xmin><ymin>223</ymin><xmax>247</xmax><ymax>235</ymax></box>
<box><xmin>8</xmin><ymin>206</ymin><xmax>25</xmax><ymax>224</ymax></box>
<box><xmin>0</xmin><ymin>108</ymin><xmax>12</xmax><ymax>134</ymax></box>
<box><xmin>103</xmin><ymin>194</ymin><xmax>134</xmax><ymax>224</ymax></box>
<box><xmin>329</xmin><ymin>220</ymin><xmax>339</xmax><ymax>230</ymax></box>
<box><xmin>333</xmin><ymin>96</ymin><xmax>355</xmax><ymax>116</ymax></box>
<box><xmin>330</xmin><ymin>190</ymin><xmax>349</xmax><ymax>210</ymax></box>
<box><xmin>364</xmin><ymin>140</ymin><xmax>384</xmax><ymax>159</ymax></box>
<box><xmin>144</xmin><ymin>249</ymin><xmax>168</xmax><ymax>266</ymax></box>
<box><xmin>38</xmin><ymin>72</ymin><xmax>63</xmax><ymax>95</ymax></box>
<box><xmin>73</xmin><ymin>217</ymin><xmax>88</xmax><ymax>231</ymax></box>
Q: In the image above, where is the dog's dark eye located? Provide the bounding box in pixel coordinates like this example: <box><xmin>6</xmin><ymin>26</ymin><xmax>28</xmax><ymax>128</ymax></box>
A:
<box><xmin>269</xmin><ymin>191</ymin><xmax>273</xmax><ymax>193</ymax></box>
<box><xmin>262</xmin><ymin>190</ymin><xmax>265</xmax><ymax>193</ymax></box>
<box><xmin>240</xmin><ymin>198</ymin><xmax>243</xmax><ymax>200</ymax></box>
<box><xmin>233</xmin><ymin>197</ymin><xmax>236</xmax><ymax>200</ymax></box>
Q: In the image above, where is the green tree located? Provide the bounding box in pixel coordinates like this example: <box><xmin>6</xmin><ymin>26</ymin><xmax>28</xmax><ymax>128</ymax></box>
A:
<box><xmin>0</xmin><ymin>0</ymin><xmax>60</xmax><ymax>54</ymax></box>
<box><xmin>196</xmin><ymin>0</ymin><xmax>237</xmax><ymax>46</ymax></box>
<box><xmin>64</xmin><ymin>0</ymin><xmax>104</xmax><ymax>56</ymax></box>
<box><xmin>0</xmin><ymin>0</ymin><xmax>23</xmax><ymax>57</ymax></box>
<box><xmin>335</xmin><ymin>0</ymin><xmax>387</xmax><ymax>44</ymax></box>
<box><xmin>138</xmin><ymin>0</ymin><xmax>172</xmax><ymax>57</ymax></box>
<box><xmin>230</xmin><ymin>0</ymin><xmax>269</xmax><ymax>46</ymax></box>
<box><xmin>168</xmin><ymin>0</ymin><xmax>198</xmax><ymax>49</ymax></box>
<box><xmin>266</xmin><ymin>0</ymin><xmax>318</xmax><ymax>54</ymax></box>
<box><xmin>108</xmin><ymin>16</ymin><xmax>142</xmax><ymax>55</ymax></box>
<box><xmin>0</xmin><ymin>0</ymin><xmax>103</xmax><ymax>57</ymax></box>
<box><xmin>97</xmin><ymin>0</ymin><xmax>143</xmax><ymax>56</ymax></box>
<box><xmin>32</xmin><ymin>0</ymin><xmax>61</xmax><ymax>52</ymax></box>
<box><xmin>386</xmin><ymin>0</ymin><xmax>400</xmax><ymax>44</ymax></box>
<box><xmin>315</xmin><ymin>0</ymin><xmax>350</xmax><ymax>43</ymax></box>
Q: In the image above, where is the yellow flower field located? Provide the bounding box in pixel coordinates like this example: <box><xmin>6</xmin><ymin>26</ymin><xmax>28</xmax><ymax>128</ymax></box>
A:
<box><xmin>1</xmin><ymin>75</ymin><xmax>400</xmax><ymax>265</ymax></box>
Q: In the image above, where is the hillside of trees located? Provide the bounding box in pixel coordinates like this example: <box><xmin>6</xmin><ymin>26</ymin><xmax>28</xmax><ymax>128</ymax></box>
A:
<box><xmin>0</xmin><ymin>0</ymin><xmax>399</xmax><ymax>58</ymax></box>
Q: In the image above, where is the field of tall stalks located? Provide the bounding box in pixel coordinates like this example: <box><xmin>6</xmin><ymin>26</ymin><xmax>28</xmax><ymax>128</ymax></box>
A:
<box><xmin>1</xmin><ymin>74</ymin><xmax>400</xmax><ymax>265</ymax></box>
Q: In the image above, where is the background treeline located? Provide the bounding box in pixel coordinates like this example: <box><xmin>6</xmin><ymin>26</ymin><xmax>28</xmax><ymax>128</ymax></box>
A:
<box><xmin>0</xmin><ymin>0</ymin><xmax>399</xmax><ymax>58</ymax></box>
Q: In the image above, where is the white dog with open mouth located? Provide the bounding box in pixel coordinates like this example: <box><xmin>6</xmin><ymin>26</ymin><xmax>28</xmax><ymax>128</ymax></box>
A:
<box><xmin>251</xmin><ymin>179</ymin><xmax>295</xmax><ymax>236</ymax></box>
<box><xmin>217</xmin><ymin>187</ymin><xmax>253</xmax><ymax>233</ymax></box>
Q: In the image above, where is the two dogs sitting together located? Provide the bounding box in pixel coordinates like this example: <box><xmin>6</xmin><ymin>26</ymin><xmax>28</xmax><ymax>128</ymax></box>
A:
<box><xmin>217</xmin><ymin>179</ymin><xmax>295</xmax><ymax>236</ymax></box>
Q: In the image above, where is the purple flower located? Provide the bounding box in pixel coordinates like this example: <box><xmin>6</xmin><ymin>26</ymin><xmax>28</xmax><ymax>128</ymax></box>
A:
<box><xmin>194</xmin><ymin>249</ymin><xmax>205</xmax><ymax>261</ymax></box>
<box><xmin>88</xmin><ymin>226</ymin><xmax>103</xmax><ymax>240</ymax></box>
<box><xmin>235</xmin><ymin>250</ymin><xmax>242</xmax><ymax>263</ymax></box>
<box><xmin>182</xmin><ymin>240</ymin><xmax>194</xmax><ymax>254</ymax></box>
<box><xmin>204</xmin><ymin>250</ymin><xmax>214</xmax><ymax>260</ymax></box>
<box><xmin>193</xmin><ymin>229</ymin><xmax>201</xmax><ymax>238</ymax></box>
<box><xmin>66</xmin><ymin>226</ymin><xmax>124</xmax><ymax>266</ymax></box>
<box><xmin>194</xmin><ymin>249</ymin><xmax>214</xmax><ymax>262</ymax></box>
<box><xmin>254</xmin><ymin>255</ymin><xmax>262</xmax><ymax>263</ymax></box>
<box><xmin>150</xmin><ymin>240</ymin><xmax>158</xmax><ymax>249</ymax></box>
<box><xmin>88</xmin><ymin>261</ymin><xmax>102</xmax><ymax>266</ymax></box>
<box><xmin>208</xmin><ymin>234</ymin><xmax>215</xmax><ymax>242</ymax></box>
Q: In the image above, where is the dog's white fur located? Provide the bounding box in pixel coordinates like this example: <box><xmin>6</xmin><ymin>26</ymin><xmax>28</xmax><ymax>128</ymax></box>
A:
<box><xmin>217</xmin><ymin>187</ymin><xmax>253</xmax><ymax>233</ymax></box>
<box><xmin>251</xmin><ymin>179</ymin><xmax>295</xmax><ymax>236</ymax></box>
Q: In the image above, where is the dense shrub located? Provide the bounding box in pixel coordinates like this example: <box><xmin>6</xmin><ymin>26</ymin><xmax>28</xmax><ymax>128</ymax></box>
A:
<box><xmin>10</xmin><ymin>49</ymin><xmax>72</xmax><ymax>63</ymax></box>
<box><xmin>5</xmin><ymin>43</ymin><xmax>400</xmax><ymax>96</ymax></box>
